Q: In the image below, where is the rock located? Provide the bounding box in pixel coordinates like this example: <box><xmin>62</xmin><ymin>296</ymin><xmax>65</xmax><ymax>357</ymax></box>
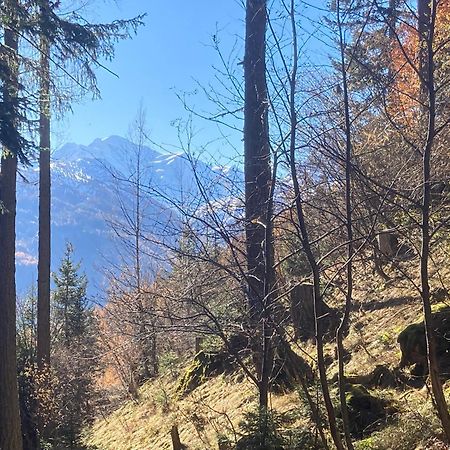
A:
<box><xmin>397</xmin><ymin>307</ymin><xmax>450</xmax><ymax>378</ymax></box>
<box><xmin>177</xmin><ymin>350</ymin><xmax>234</xmax><ymax>396</ymax></box>
<box><xmin>341</xmin><ymin>384</ymin><xmax>392</xmax><ymax>438</ymax></box>
<box><xmin>344</xmin><ymin>365</ymin><xmax>398</xmax><ymax>389</ymax></box>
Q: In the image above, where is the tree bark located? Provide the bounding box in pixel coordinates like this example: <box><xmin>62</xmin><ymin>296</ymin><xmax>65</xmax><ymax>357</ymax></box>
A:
<box><xmin>244</xmin><ymin>0</ymin><xmax>275</xmax><ymax>412</ymax></box>
<box><xmin>37</xmin><ymin>0</ymin><xmax>52</xmax><ymax>370</ymax></box>
<box><xmin>417</xmin><ymin>0</ymin><xmax>450</xmax><ymax>441</ymax></box>
<box><xmin>0</xmin><ymin>2</ymin><xmax>24</xmax><ymax>448</ymax></box>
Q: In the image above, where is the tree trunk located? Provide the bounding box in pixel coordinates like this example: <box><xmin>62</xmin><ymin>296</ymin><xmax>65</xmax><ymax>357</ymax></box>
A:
<box><xmin>417</xmin><ymin>0</ymin><xmax>450</xmax><ymax>441</ymax></box>
<box><xmin>170</xmin><ymin>424</ymin><xmax>184</xmax><ymax>450</ymax></box>
<box><xmin>377</xmin><ymin>230</ymin><xmax>398</xmax><ymax>257</ymax></box>
<box><xmin>244</xmin><ymin>0</ymin><xmax>275</xmax><ymax>413</ymax></box>
<box><xmin>37</xmin><ymin>0</ymin><xmax>52</xmax><ymax>370</ymax></box>
<box><xmin>336</xmin><ymin>2</ymin><xmax>355</xmax><ymax>447</ymax></box>
<box><xmin>0</xmin><ymin>2</ymin><xmax>23</xmax><ymax>448</ymax></box>
<box><xmin>287</xmin><ymin>1</ymin><xmax>344</xmax><ymax>444</ymax></box>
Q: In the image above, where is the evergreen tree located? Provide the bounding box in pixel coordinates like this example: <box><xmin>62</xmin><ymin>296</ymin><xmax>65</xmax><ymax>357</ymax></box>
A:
<box><xmin>0</xmin><ymin>1</ymin><xmax>25</xmax><ymax>448</ymax></box>
<box><xmin>50</xmin><ymin>243</ymin><xmax>99</xmax><ymax>449</ymax></box>
<box><xmin>53</xmin><ymin>243</ymin><xmax>89</xmax><ymax>345</ymax></box>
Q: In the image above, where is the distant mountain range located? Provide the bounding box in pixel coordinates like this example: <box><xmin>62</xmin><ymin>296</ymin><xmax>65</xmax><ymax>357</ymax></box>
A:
<box><xmin>16</xmin><ymin>135</ymin><xmax>242</xmax><ymax>300</ymax></box>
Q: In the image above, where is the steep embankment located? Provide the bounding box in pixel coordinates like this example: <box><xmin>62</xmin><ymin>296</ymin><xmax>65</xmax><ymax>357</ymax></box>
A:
<box><xmin>84</xmin><ymin>263</ymin><xmax>450</xmax><ymax>450</ymax></box>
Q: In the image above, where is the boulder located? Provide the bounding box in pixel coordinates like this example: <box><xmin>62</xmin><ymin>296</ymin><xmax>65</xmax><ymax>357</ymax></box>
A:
<box><xmin>397</xmin><ymin>307</ymin><xmax>450</xmax><ymax>377</ymax></box>
<box><xmin>177</xmin><ymin>350</ymin><xmax>234</xmax><ymax>396</ymax></box>
<box><xmin>341</xmin><ymin>384</ymin><xmax>392</xmax><ymax>438</ymax></box>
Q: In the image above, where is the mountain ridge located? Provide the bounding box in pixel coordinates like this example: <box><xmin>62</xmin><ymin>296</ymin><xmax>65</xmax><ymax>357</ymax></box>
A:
<box><xmin>16</xmin><ymin>135</ymin><xmax>242</xmax><ymax>299</ymax></box>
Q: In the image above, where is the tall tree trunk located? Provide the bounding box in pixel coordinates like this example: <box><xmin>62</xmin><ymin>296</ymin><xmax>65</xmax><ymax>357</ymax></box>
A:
<box><xmin>37</xmin><ymin>0</ymin><xmax>52</xmax><ymax>370</ymax></box>
<box><xmin>0</xmin><ymin>1</ymin><xmax>24</xmax><ymax>448</ymax></box>
<box><xmin>336</xmin><ymin>1</ymin><xmax>355</xmax><ymax>448</ymax></box>
<box><xmin>417</xmin><ymin>0</ymin><xmax>450</xmax><ymax>441</ymax></box>
<box><xmin>285</xmin><ymin>1</ymin><xmax>343</xmax><ymax>448</ymax></box>
<box><xmin>244</xmin><ymin>0</ymin><xmax>275</xmax><ymax>412</ymax></box>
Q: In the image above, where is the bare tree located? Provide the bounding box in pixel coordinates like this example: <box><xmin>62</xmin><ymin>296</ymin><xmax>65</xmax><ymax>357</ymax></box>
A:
<box><xmin>417</xmin><ymin>0</ymin><xmax>450</xmax><ymax>439</ymax></box>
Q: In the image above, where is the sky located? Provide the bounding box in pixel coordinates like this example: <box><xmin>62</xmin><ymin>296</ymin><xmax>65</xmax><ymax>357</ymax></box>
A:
<box><xmin>55</xmin><ymin>0</ymin><xmax>246</xmax><ymax>161</ymax></box>
<box><xmin>54</xmin><ymin>0</ymin><xmax>332</xmax><ymax>163</ymax></box>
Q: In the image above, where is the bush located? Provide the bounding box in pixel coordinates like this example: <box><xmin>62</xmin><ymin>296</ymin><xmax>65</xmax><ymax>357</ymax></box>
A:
<box><xmin>236</xmin><ymin>409</ymin><xmax>285</xmax><ymax>450</ymax></box>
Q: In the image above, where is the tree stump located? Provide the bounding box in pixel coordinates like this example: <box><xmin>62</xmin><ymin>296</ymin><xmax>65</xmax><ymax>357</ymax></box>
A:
<box><xmin>290</xmin><ymin>283</ymin><xmax>339</xmax><ymax>341</ymax></box>
<box><xmin>377</xmin><ymin>230</ymin><xmax>398</xmax><ymax>257</ymax></box>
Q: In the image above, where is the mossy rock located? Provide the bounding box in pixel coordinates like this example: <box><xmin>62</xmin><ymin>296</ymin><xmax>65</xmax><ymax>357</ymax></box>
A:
<box><xmin>340</xmin><ymin>384</ymin><xmax>392</xmax><ymax>438</ymax></box>
<box><xmin>177</xmin><ymin>350</ymin><xmax>234</xmax><ymax>396</ymax></box>
<box><xmin>397</xmin><ymin>307</ymin><xmax>450</xmax><ymax>377</ymax></box>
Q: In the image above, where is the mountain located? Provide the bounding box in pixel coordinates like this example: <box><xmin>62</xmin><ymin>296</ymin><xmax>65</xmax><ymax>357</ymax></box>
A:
<box><xmin>16</xmin><ymin>136</ymin><xmax>243</xmax><ymax>300</ymax></box>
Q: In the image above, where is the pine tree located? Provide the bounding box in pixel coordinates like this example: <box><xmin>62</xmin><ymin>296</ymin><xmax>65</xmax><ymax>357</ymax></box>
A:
<box><xmin>53</xmin><ymin>244</ymin><xmax>88</xmax><ymax>345</ymax></box>
<box><xmin>37</xmin><ymin>0</ymin><xmax>52</xmax><ymax>373</ymax></box>
<box><xmin>51</xmin><ymin>244</ymin><xmax>99</xmax><ymax>448</ymax></box>
<box><xmin>0</xmin><ymin>1</ymin><xmax>25</xmax><ymax>448</ymax></box>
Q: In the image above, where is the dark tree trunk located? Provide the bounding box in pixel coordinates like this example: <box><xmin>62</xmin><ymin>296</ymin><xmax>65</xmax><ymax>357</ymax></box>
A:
<box><xmin>0</xmin><ymin>2</ymin><xmax>23</xmax><ymax>448</ymax></box>
<box><xmin>170</xmin><ymin>425</ymin><xmax>184</xmax><ymax>450</ymax></box>
<box><xmin>244</xmin><ymin>0</ymin><xmax>275</xmax><ymax>412</ymax></box>
<box><xmin>417</xmin><ymin>0</ymin><xmax>450</xmax><ymax>440</ymax></box>
<box><xmin>37</xmin><ymin>0</ymin><xmax>52</xmax><ymax>370</ymax></box>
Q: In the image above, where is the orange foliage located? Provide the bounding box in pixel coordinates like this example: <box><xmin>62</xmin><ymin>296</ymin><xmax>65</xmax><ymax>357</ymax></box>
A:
<box><xmin>389</xmin><ymin>1</ymin><xmax>450</xmax><ymax>124</ymax></box>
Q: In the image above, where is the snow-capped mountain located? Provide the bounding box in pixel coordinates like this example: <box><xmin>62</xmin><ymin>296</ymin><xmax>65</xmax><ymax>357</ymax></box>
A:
<box><xmin>16</xmin><ymin>135</ymin><xmax>243</xmax><ymax>299</ymax></box>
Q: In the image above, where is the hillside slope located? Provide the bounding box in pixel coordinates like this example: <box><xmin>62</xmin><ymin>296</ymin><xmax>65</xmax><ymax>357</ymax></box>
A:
<box><xmin>83</xmin><ymin>261</ymin><xmax>450</xmax><ymax>450</ymax></box>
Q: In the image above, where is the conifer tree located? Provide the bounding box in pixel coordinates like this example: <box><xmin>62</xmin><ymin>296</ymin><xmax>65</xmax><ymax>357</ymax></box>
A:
<box><xmin>0</xmin><ymin>1</ymin><xmax>25</xmax><ymax>448</ymax></box>
<box><xmin>53</xmin><ymin>243</ymin><xmax>89</xmax><ymax>345</ymax></box>
<box><xmin>51</xmin><ymin>243</ymin><xmax>99</xmax><ymax>448</ymax></box>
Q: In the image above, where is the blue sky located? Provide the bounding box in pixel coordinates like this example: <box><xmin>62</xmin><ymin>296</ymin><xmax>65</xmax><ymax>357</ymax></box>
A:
<box><xmin>55</xmin><ymin>0</ymin><xmax>245</xmax><ymax>160</ymax></box>
<box><xmin>55</xmin><ymin>0</ymin><xmax>332</xmax><ymax>163</ymax></box>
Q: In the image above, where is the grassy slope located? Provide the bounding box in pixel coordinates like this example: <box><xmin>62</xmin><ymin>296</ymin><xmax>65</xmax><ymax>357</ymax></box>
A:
<box><xmin>84</xmin><ymin>262</ymin><xmax>450</xmax><ymax>450</ymax></box>
<box><xmin>83</xmin><ymin>371</ymin><xmax>305</xmax><ymax>450</ymax></box>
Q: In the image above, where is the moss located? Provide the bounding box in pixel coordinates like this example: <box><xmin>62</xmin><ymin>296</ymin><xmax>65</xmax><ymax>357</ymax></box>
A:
<box><xmin>176</xmin><ymin>351</ymin><xmax>233</xmax><ymax>396</ymax></box>
<box><xmin>397</xmin><ymin>307</ymin><xmax>450</xmax><ymax>376</ymax></box>
<box><xmin>341</xmin><ymin>384</ymin><xmax>392</xmax><ymax>439</ymax></box>
<box><xmin>431</xmin><ymin>302</ymin><xmax>450</xmax><ymax>313</ymax></box>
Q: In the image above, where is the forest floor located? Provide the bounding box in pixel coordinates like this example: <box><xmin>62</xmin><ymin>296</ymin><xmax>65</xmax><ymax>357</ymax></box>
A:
<box><xmin>83</xmin><ymin>257</ymin><xmax>450</xmax><ymax>450</ymax></box>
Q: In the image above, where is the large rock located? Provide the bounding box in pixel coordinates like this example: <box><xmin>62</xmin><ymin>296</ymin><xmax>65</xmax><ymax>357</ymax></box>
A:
<box><xmin>177</xmin><ymin>350</ymin><xmax>234</xmax><ymax>396</ymax></box>
<box><xmin>340</xmin><ymin>384</ymin><xmax>392</xmax><ymax>438</ymax></box>
<box><xmin>397</xmin><ymin>307</ymin><xmax>450</xmax><ymax>377</ymax></box>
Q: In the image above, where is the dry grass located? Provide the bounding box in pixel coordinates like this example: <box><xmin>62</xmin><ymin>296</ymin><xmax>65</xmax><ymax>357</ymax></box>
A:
<box><xmin>84</xmin><ymin>253</ymin><xmax>450</xmax><ymax>450</ymax></box>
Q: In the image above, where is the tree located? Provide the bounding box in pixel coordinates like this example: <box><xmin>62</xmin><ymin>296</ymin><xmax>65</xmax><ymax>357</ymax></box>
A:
<box><xmin>34</xmin><ymin>0</ymin><xmax>144</xmax><ymax>373</ymax></box>
<box><xmin>37</xmin><ymin>0</ymin><xmax>52</xmax><ymax>371</ymax></box>
<box><xmin>51</xmin><ymin>243</ymin><xmax>99</xmax><ymax>448</ymax></box>
<box><xmin>53</xmin><ymin>243</ymin><xmax>89</xmax><ymax>345</ymax></box>
<box><xmin>0</xmin><ymin>0</ymin><xmax>25</xmax><ymax>448</ymax></box>
<box><xmin>416</xmin><ymin>0</ymin><xmax>450</xmax><ymax>440</ymax></box>
<box><xmin>244</xmin><ymin>0</ymin><xmax>277</xmax><ymax>414</ymax></box>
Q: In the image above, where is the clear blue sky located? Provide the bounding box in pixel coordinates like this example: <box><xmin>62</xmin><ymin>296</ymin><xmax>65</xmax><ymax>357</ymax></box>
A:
<box><xmin>55</xmin><ymin>0</ymin><xmax>245</xmax><ymax>159</ymax></box>
<box><xmin>55</xmin><ymin>0</ymin><xmax>332</xmax><ymax>162</ymax></box>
